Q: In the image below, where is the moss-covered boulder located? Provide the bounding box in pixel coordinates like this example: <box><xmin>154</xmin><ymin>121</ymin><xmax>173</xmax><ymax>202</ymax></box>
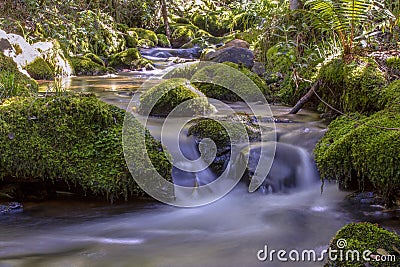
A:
<box><xmin>129</xmin><ymin>28</ymin><xmax>158</xmax><ymax>46</ymax></box>
<box><xmin>195</xmin><ymin>62</ymin><xmax>269</xmax><ymax>102</ymax></box>
<box><xmin>386</xmin><ymin>56</ymin><xmax>400</xmax><ymax>71</ymax></box>
<box><xmin>123</xmin><ymin>33</ymin><xmax>138</xmax><ymax>48</ymax></box>
<box><xmin>0</xmin><ymin>94</ymin><xmax>173</xmax><ymax>201</ymax></box>
<box><xmin>138</xmin><ymin>39</ymin><xmax>156</xmax><ymax>48</ymax></box>
<box><xmin>25</xmin><ymin>57</ymin><xmax>55</xmax><ymax>80</ymax></box>
<box><xmin>314</xmin><ymin>110</ymin><xmax>400</xmax><ymax>205</ymax></box>
<box><xmin>138</xmin><ymin>78</ymin><xmax>213</xmax><ymax>117</ymax></box>
<box><xmin>0</xmin><ymin>52</ymin><xmax>38</xmax><ymax>99</ymax></box>
<box><xmin>83</xmin><ymin>53</ymin><xmax>105</xmax><ymax>67</ymax></box>
<box><xmin>157</xmin><ymin>34</ymin><xmax>171</xmax><ymax>48</ymax></box>
<box><xmin>188</xmin><ymin>115</ymin><xmax>260</xmax><ymax>174</ymax></box>
<box><xmin>316</xmin><ymin>58</ymin><xmax>387</xmax><ymax>114</ymax></box>
<box><xmin>379</xmin><ymin>80</ymin><xmax>400</xmax><ymax>111</ymax></box>
<box><xmin>326</xmin><ymin>223</ymin><xmax>400</xmax><ymax>267</ymax></box>
<box><xmin>108</xmin><ymin>48</ymin><xmax>154</xmax><ymax>70</ymax></box>
<box><xmin>71</xmin><ymin>56</ymin><xmax>108</xmax><ymax>76</ymax></box>
<box><xmin>171</xmin><ymin>26</ymin><xmax>196</xmax><ymax>48</ymax></box>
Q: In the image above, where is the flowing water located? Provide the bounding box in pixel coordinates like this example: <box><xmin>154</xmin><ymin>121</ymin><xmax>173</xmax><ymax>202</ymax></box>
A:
<box><xmin>1</xmin><ymin>56</ymin><xmax>399</xmax><ymax>267</ymax></box>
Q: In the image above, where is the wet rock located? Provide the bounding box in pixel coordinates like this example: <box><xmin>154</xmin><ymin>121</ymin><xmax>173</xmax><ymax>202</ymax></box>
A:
<box><xmin>0</xmin><ymin>202</ymin><xmax>23</xmax><ymax>215</ymax></box>
<box><xmin>202</xmin><ymin>47</ymin><xmax>254</xmax><ymax>69</ymax></box>
<box><xmin>219</xmin><ymin>39</ymin><xmax>250</xmax><ymax>49</ymax></box>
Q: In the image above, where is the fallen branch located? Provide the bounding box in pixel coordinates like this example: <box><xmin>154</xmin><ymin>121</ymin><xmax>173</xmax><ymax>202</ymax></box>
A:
<box><xmin>289</xmin><ymin>79</ymin><xmax>322</xmax><ymax>114</ymax></box>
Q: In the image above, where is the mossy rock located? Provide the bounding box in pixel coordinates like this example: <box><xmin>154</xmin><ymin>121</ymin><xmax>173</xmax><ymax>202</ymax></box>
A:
<box><xmin>0</xmin><ymin>94</ymin><xmax>173</xmax><ymax>201</ymax></box>
<box><xmin>171</xmin><ymin>26</ymin><xmax>196</xmax><ymax>48</ymax></box>
<box><xmin>83</xmin><ymin>53</ymin><xmax>105</xmax><ymax>67</ymax></box>
<box><xmin>181</xmin><ymin>35</ymin><xmax>234</xmax><ymax>50</ymax></box>
<box><xmin>316</xmin><ymin>57</ymin><xmax>387</xmax><ymax>114</ymax></box>
<box><xmin>191</xmin><ymin>12</ymin><xmax>231</xmax><ymax>36</ymax></box>
<box><xmin>129</xmin><ymin>28</ymin><xmax>158</xmax><ymax>46</ymax></box>
<box><xmin>0</xmin><ymin>52</ymin><xmax>38</xmax><ymax>99</ymax></box>
<box><xmin>138</xmin><ymin>78</ymin><xmax>213</xmax><ymax>117</ymax></box>
<box><xmin>71</xmin><ymin>56</ymin><xmax>108</xmax><ymax>76</ymax></box>
<box><xmin>188</xmin><ymin>115</ymin><xmax>260</xmax><ymax>174</ymax></box>
<box><xmin>379</xmin><ymin>80</ymin><xmax>400</xmax><ymax>111</ymax></box>
<box><xmin>108</xmin><ymin>48</ymin><xmax>154</xmax><ymax>70</ymax></box>
<box><xmin>25</xmin><ymin>57</ymin><xmax>55</xmax><ymax>80</ymax></box>
<box><xmin>157</xmin><ymin>34</ymin><xmax>171</xmax><ymax>48</ymax></box>
<box><xmin>165</xmin><ymin>62</ymin><xmax>270</xmax><ymax>102</ymax></box>
<box><xmin>138</xmin><ymin>39</ymin><xmax>156</xmax><ymax>48</ymax></box>
<box><xmin>117</xmin><ymin>23</ymin><xmax>129</xmax><ymax>33</ymax></box>
<box><xmin>326</xmin><ymin>222</ymin><xmax>400</xmax><ymax>267</ymax></box>
<box><xmin>123</xmin><ymin>33</ymin><xmax>138</xmax><ymax>48</ymax></box>
<box><xmin>314</xmin><ymin>110</ymin><xmax>400</xmax><ymax>205</ymax></box>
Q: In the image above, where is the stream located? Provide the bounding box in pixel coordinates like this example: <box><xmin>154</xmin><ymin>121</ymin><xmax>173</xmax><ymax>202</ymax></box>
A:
<box><xmin>1</xmin><ymin>55</ymin><xmax>399</xmax><ymax>267</ymax></box>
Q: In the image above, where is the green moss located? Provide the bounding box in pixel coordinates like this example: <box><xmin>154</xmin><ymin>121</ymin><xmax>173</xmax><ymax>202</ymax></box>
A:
<box><xmin>386</xmin><ymin>56</ymin><xmax>400</xmax><ymax>71</ymax></box>
<box><xmin>172</xmin><ymin>26</ymin><xmax>196</xmax><ymax>40</ymax></box>
<box><xmin>316</xmin><ymin>58</ymin><xmax>387</xmax><ymax>114</ymax></box>
<box><xmin>191</xmin><ymin>12</ymin><xmax>231</xmax><ymax>36</ymax></box>
<box><xmin>0</xmin><ymin>53</ymin><xmax>38</xmax><ymax>99</ymax></box>
<box><xmin>0</xmin><ymin>94</ymin><xmax>172</xmax><ymax>201</ymax></box>
<box><xmin>117</xmin><ymin>23</ymin><xmax>129</xmax><ymax>33</ymax></box>
<box><xmin>193</xmin><ymin>62</ymin><xmax>270</xmax><ymax>102</ymax></box>
<box><xmin>123</xmin><ymin>33</ymin><xmax>138</xmax><ymax>48</ymax></box>
<box><xmin>188</xmin><ymin>115</ymin><xmax>260</xmax><ymax>174</ymax></box>
<box><xmin>71</xmin><ymin>56</ymin><xmax>108</xmax><ymax>76</ymax></box>
<box><xmin>25</xmin><ymin>58</ymin><xmax>55</xmax><ymax>80</ymax></box>
<box><xmin>157</xmin><ymin>34</ymin><xmax>171</xmax><ymax>48</ymax></box>
<box><xmin>83</xmin><ymin>53</ymin><xmax>105</xmax><ymax>67</ymax></box>
<box><xmin>138</xmin><ymin>78</ymin><xmax>212</xmax><ymax>117</ymax></box>
<box><xmin>129</xmin><ymin>28</ymin><xmax>158</xmax><ymax>46</ymax></box>
<box><xmin>138</xmin><ymin>39</ymin><xmax>156</xmax><ymax>48</ymax></box>
<box><xmin>379</xmin><ymin>80</ymin><xmax>400</xmax><ymax>111</ymax></box>
<box><xmin>314</xmin><ymin>110</ymin><xmax>400</xmax><ymax>205</ymax></box>
<box><xmin>326</xmin><ymin>223</ymin><xmax>400</xmax><ymax>267</ymax></box>
<box><xmin>108</xmin><ymin>48</ymin><xmax>153</xmax><ymax>70</ymax></box>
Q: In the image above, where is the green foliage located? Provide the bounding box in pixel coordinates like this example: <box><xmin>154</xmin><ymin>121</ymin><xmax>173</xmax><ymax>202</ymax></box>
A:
<box><xmin>157</xmin><ymin>34</ymin><xmax>171</xmax><ymax>48</ymax></box>
<box><xmin>0</xmin><ymin>53</ymin><xmax>38</xmax><ymax>100</ymax></box>
<box><xmin>71</xmin><ymin>56</ymin><xmax>108</xmax><ymax>76</ymax></box>
<box><xmin>138</xmin><ymin>78</ymin><xmax>212</xmax><ymax>117</ymax></box>
<box><xmin>314</xmin><ymin>111</ymin><xmax>400</xmax><ymax>205</ymax></box>
<box><xmin>108</xmin><ymin>48</ymin><xmax>153</xmax><ymax>70</ymax></box>
<box><xmin>386</xmin><ymin>56</ymin><xmax>400</xmax><ymax>70</ymax></box>
<box><xmin>304</xmin><ymin>0</ymin><xmax>395</xmax><ymax>55</ymax></box>
<box><xmin>25</xmin><ymin>58</ymin><xmax>55</xmax><ymax>80</ymax></box>
<box><xmin>327</xmin><ymin>223</ymin><xmax>400</xmax><ymax>267</ymax></box>
<box><xmin>0</xmin><ymin>94</ymin><xmax>172</xmax><ymax>201</ymax></box>
<box><xmin>316</xmin><ymin>57</ymin><xmax>387</xmax><ymax>114</ymax></box>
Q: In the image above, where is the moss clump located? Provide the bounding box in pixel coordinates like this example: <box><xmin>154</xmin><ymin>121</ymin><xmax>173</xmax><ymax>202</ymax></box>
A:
<box><xmin>188</xmin><ymin>115</ymin><xmax>260</xmax><ymax>174</ymax></box>
<box><xmin>129</xmin><ymin>28</ymin><xmax>158</xmax><ymax>46</ymax></box>
<box><xmin>0</xmin><ymin>53</ymin><xmax>38</xmax><ymax>99</ymax></box>
<box><xmin>25</xmin><ymin>57</ymin><xmax>55</xmax><ymax>80</ymax></box>
<box><xmin>123</xmin><ymin>33</ymin><xmax>138</xmax><ymax>48</ymax></box>
<box><xmin>326</xmin><ymin>223</ymin><xmax>400</xmax><ymax>267</ymax></box>
<box><xmin>83</xmin><ymin>53</ymin><xmax>105</xmax><ymax>67</ymax></box>
<box><xmin>316</xmin><ymin>58</ymin><xmax>387</xmax><ymax>114</ymax></box>
<box><xmin>138</xmin><ymin>78</ymin><xmax>212</xmax><ymax>117</ymax></box>
<box><xmin>386</xmin><ymin>56</ymin><xmax>400</xmax><ymax>71</ymax></box>
<box><xmin>157</xmin><ymin>34</ymin><xmax>171</xmax><ymax>48</ymax></box>
<box><xmin>314</xmin><ymin>111</ymin><xmax>400</xmax><ymax>205</ymax></box>
<box><xmin>71</xmin><ymin>56</ymin><xmax>108</xmax><ymax>76</ymax></box>
<box><xmin>379</xmin><ymin>80</ymin><xmax>400</xmax><ymax>111</ymax></box>
<box><xmin>108</xmin><ymin>48</ymin><xmax>153</xmax><ymax>70</ymax></box>
<box><xmin>191</xmin><ymin>12</ymin><xmax>231</xmax><ymax>36</ymax></box>
<box><xmin>192</xmin><ymin>62</ymin><xmax>270</xmax><ymax>102</ymax></box>
<box><xmin>0</xmin><ymin>94</ymin><xmax>172</xmax><ymax>201</ymax></box>
<box><xmin>137</xmin><ymin>39</ymin><xmax>156</xmax><ymax>48</ymax></box>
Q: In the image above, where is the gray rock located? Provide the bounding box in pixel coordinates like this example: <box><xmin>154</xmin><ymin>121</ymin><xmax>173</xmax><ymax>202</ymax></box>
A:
<box><xmin>202</xmin><ymin>47</ymin><xmax>254</xmax><ymax>68</ymax></box>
